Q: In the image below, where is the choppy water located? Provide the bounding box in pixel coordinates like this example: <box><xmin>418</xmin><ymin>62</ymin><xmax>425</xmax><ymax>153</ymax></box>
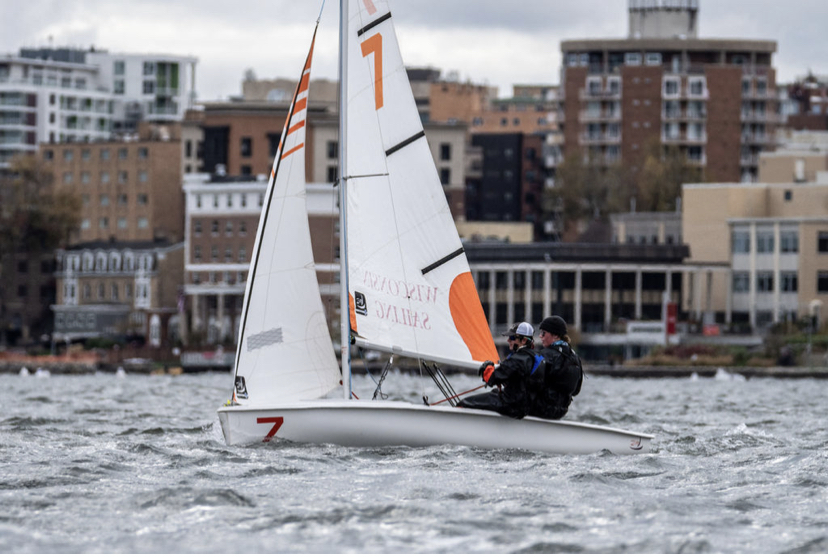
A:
<box><xmin>1</xmin><ymin>369</ymin><xmax>827</xmax><ymax>553</ymax></box>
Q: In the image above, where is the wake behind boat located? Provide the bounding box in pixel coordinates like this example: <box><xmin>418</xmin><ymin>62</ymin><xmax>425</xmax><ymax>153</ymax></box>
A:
<box><xmin>217</xmin><ymin>0</ymin><xmax>654</xmax><ymax>455</ymax></box>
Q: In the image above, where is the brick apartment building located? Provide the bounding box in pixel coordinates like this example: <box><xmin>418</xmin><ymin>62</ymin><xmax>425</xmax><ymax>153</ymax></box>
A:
<box><xmin>561</xmin><ymin>0</ymin><xmax>778</xmax><ymax>183</ymax></box>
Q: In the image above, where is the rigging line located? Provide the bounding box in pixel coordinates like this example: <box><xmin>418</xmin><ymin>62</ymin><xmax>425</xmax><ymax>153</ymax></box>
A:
<box><xmin>430</xmin><ymin>384</ymin><xmax>485</xmax><ymax>407</ymax></box>
<box><xmin>316</xmin><ymin>0</ymin><xmax>326</xmax><ymax>23</ymax></box>
<box><xmin>232</xmin><ymin>22</ymin><xmax>319</xmax><ymax>378</ymax></box>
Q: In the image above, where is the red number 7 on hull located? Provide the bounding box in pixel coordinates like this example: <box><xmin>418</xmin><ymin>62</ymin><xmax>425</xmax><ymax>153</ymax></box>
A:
<box><xmin>257</xmin><ymin>417</ymin><xmax>284</xmax><ymax>442</ymax></box>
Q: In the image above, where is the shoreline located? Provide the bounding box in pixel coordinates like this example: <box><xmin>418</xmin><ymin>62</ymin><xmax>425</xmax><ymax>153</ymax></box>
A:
<box><xmin>2</xmin><ymin>360</ymin><xmax>827</xmax><ymax>379</ymax></box>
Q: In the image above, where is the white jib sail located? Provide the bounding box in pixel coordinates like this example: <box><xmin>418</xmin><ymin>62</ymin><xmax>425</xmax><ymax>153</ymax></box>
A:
<box><xmin>344</xmin><ymin>0</ymin><xmax>499</xmax><ymax>368</ymax></box>
<box><xmin>231</xmin><ymin>31</ymin><xmax>341</xmax><ymax>406</ymax></box>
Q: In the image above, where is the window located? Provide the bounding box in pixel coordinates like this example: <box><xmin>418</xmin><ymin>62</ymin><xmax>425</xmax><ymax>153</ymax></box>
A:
<box><xmin>118</xmin><ymin>148</ymin><xmax>128</xmax><ymax>160</ymax></box>
<box><xmin>818</xmin><ymin>271</ymin><xmax>828</xmax><ymax>293</ymax></box>
<box><xmin>114</xmin><ymin>61</ymin><xmax>125</xmax><ymax>75</ymax></box>
<box><xmin>194</xmin><ymin>246</ymin><xmax>202</xmax><ymax>262</ymax></box>
<box><xmin>43</xmin><ymin>150</ymin><xmax>54</xmax><ymax>160</ymax></box>
<box><xmin>327</xmin><ymin>141</ymin><xmax>338</xmax><ymax>159</ymax></box>
<box><xmin>225</xmin><ymin>221</ymin><xmax>233</xmax><ymax>235</ymax></box>
<box><xmin>732</xmin><ymin>272</ymin><xmax>749</xmax><ymax>293</ymax></box>
<box><xmin>645</xmin><ymin>52</ymin><xmax>662</xmax><ymax>66</ymax></box>
<box><xmin>100</xmin><ymin>194</ymin><xmax>110</xmax><ymax>206</ymax></box>
<box><xmin>143</xmin><ymin>61</ymin><xmax>155</xmax><ymax>75</ymax></box>
<box><xmin>111</xmin><ymin>284</ymin><xmax>119</xmax><ymax>301</ymax></box>
<box><xmin>211</xmin><ymin>220</ymin><xmax>219</xmax><ymax>235</ymax></box>
<box><xmin>118</xmin><ymin>171</ymin><xmax>128</xmax><ymax>184</ymax></box>
<box><xmin>142</xmin><ymin>80</ymin><xmax>155</xmax><ymax>94</ymax></box>
<box><xmin>224</xmin><ymin>247</ymin><xmax>233</xmax><ymax>262</ymax></box>
<box><xmin>117</xmin><ymin>218</ymin><xmax>127</xmax><ymax>229</ymax></box>
<box><xmin>100</xmin><ymin>171</ymin><xmax>110</xmax><ymax>184</ymax></box>
<box><xmin>137</xmin><ymin>193</ymin><xmax>148</xmax><ymax>205</ymax></box>
<box><xmin>238</xmin><ymin>247</ymin><xmax>247</xmax><ymax>262</ymax></box>
<box><xmin>663</xmin><ymin>79</ymin><xmax>679</xmax><ymax>97</ymax></box>
<box><xmin>607</xmin><ymin>78</ymin><xmax>620</xmax><ymax>95</ymax></box>
<box><xmin>100</xmin><ymin>148</ymin><xmax>110</xmax><ymax>160</ymax></box>
<box><xmin>327</xmin><ymin>166</ymin><xmax>338</xmax><ymax>183</ymax></box>
<box><xmin>118</xmin><ymin>194</ymin><xmax>128</xmax><ymax>205</ymax></box>
<box><xmin>138</xmin><ymin>147</ymin><xmax>148</xmax><ymax>159</ymax></box>
<box><xmin>732</xmin><ymin>231</ymin><xmax>750</xmax><ymax>254</ymax></box>
<box><xmin>240</xmin><ymin>137</ymin><xmax>252</xmax><ymax>157</ymax></box>
<box><xmin>241</xmin><ymin>165</ymin><xmax>252</xmax><ymax>176</ymax></box>
<box><xmin>440</xmin><ymin>143</ymin><xmax>451</xmax><ymax>161</ymax></box>
<box><xmin>239</xmin><ymin>221</ymin><xmax>247</xmax><ymax>236</ymax></box>
<box><xmin>781</xmin><ymin>272</ymin><xmax>798</xmax><ymax>293</ymax></box>
<box><xmin>99</xmin><ymin>217</ymin><xmax>109</xmax><ymax>229</ymax></box>
<box><xmin>80</xmin><ymin>171</ymin><xmax>90</xmax><ymax>184</ymax></box>
<box><xmin>756</xmin><ymin>231</ymin><xmax>774</xmax><ymax>253</ymax></box>
<box><xmin>440</xmin><ymin>168</ymin><xmax>451</xmax><ymax>185</ymax></box>
<box><xmin>138</xmin><ymin>171</ymin><xmax>147</xmax><ymax>183</ymax></box>
<box><xmin>211</xmin><ymin>246</ymin><xmax>218</xmax><ymax>261</ymax></box>
<box><xmin>137</xmin><ymin>217</ymin><xmax>148</xmax><ymax>229</ymax></box>
<box><xmin>689</xmin><ymin>78</ymin><xmax>705</xmax><ymax>96</ymax></box>
<box><xmin>114</xmin><ymin>80</ymin><xmax>125</xmax><ymax>94</ymax></box>
<box><xmin>227</xmin><ymin>194</ymin><xmax>233</xmax><ymax>208</ymax></box>
<box><xmin>81</xmin><ymin>218</ymin><xmax>91</xmax><ymax>229</ymax></box>
<box><xmin>816</xmin><ymin>231</ymin><xmax>828</xmax><ymax>252</ymax></box>
<box><xmin>194</xmin><ymin>220</ymin><xmax>202</xmax><ymax>236</ymax></box>
<box><xmin>781</xmin><ymin>231</ymin><xmax>798</xmax><ymax>253</ymax></box>
<box><xmin>757</xmin><ymin>272</ymin><xmax>774</xmax><ymax>292</ymax></box>
<box><xmin>624</xmin><ymin>53</ymin><xmax>642</xmax><ymax>66</ymax></box>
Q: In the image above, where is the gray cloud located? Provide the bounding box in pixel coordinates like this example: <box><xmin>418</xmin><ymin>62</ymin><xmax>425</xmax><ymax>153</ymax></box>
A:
<box><xmin>2</xmin><ymin>0</ymin><xmax>826</xmax><ymax>100</ymax></box>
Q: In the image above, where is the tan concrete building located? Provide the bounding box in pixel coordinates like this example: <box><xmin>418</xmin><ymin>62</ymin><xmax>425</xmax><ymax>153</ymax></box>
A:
<box><xmin>683</xmin><ymin>181</ymin><xmax>828</xmax><ymax>330</ymax></box>
<box><xmin>561</xmin><ymin>0</ymin><xmax>778</xmax><ymax>183</ymax></box>
<box><xmin>41</xmin><ymin>122</ymin><xmax>184</xmax><ymax>244</ymax></box>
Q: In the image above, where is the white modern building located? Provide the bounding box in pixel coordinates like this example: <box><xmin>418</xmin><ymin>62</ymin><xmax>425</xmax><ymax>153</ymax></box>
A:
<box><xmin>0</xmin><ymin>47</ymin><xmax>197</xmax><ymax>168</ymax></box>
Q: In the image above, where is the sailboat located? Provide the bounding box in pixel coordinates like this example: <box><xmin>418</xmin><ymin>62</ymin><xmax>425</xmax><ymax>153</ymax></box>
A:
<box><xmin>217</xmin><ymin>0</ymin><xmax>653</xmax><ymax>455</ymax></box>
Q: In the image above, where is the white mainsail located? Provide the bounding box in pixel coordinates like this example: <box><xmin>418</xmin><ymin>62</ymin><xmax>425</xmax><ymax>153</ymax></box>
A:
<box><xmin>343</xmin><ymin>0</ymin><xmax>499</xmax><ymax>369</ymax></box>
<box><xmin>231</xmin><ymin>30</ymin><xmax>341</xmax><ymax>406</ymax></box>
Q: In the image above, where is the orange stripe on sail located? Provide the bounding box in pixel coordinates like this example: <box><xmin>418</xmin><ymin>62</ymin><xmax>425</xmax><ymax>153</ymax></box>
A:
<box><xmin>349</xmin><ymin>293</ymin><xmax>358</xmax><ymax>333</ymax></box>
<box><xmin>294</xmin><ymin>97</ymin><xmax>307</xmax><ymax>113</ymax></box>
<box><xmin>362</xmin><ymin>0</ymin><xmax>377</xmax><ymax>14</ymax></box>
<box><xmin>281</xmin><ymin>143</ymin><xmax>304</xmax><ymax>160</ymax></box>
<box><xmin>448</xmin><ymin>272</ymin><xmax>499</xmax><ymax>363</ymax></box>
<box><xmin>287</xmin><ymin>119</ymin><xmax>305</xmax><ymax>136</ymax></box>
<box><xmin>298</xmin><ymin>73</ymin><xmax>310</xmax><ymax>94</ymax></box>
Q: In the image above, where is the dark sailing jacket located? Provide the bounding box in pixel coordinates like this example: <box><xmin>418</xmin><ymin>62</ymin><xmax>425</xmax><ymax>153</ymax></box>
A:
<box><xmin>483</xmin><ymin>346</ymin><xmax>536</xmax><ymax>418</ymax></box>
<box><xmin>529</xmin><ymin>341</ymin><xmax>584</xmax><ymax>420</ymax></box>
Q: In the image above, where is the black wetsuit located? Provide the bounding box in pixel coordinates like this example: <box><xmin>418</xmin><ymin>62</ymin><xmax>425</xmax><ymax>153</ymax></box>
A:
<box><xmin>529</xmin><ymin>341</ymin><xmax>583</xmax><ymax>420</ymax></box>
<box><xmin>457</xmin><ymin>346</ymin><xmax>535</xmax><ymax>419</ymax></box>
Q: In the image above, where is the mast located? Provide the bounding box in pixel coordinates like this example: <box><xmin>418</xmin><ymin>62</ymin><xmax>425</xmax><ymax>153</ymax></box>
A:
<box><xmin>338</xmin><ymin>0</ymin><xmax>352</xmax><ymax>399</ymax></box>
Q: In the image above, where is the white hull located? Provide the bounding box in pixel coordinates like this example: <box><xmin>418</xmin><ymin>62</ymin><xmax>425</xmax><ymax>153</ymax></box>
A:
<box><xmin>217</xmin><ymin>400</ymin><xmax>653</xmax><ymax>455</ymax></box>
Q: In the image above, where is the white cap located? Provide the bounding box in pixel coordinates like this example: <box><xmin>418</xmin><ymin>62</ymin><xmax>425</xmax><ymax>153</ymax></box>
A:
<box><xmin>515</xmin><ymin>322</ymin><xmax>534</xmax><ymax>337</ymax></box>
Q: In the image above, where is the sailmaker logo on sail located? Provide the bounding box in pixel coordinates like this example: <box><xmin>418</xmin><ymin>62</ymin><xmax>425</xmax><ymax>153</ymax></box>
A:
<box><xmin>360</xmin><ymin>270</ymin><xmax>438</xmax><ymax>330</ymax></box>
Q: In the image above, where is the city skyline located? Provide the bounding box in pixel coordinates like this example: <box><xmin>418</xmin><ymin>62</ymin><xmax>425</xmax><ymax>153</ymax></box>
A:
<box><xmin>3</xmin><ymin>0</ymin><xmax>828</xmax><ymax>102</ymax></box>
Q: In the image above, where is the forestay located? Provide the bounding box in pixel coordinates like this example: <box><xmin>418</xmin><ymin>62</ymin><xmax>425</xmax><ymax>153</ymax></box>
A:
<box><xmin>231</xmin><ymin>31</ymin><xmax>341</xmax><ymax>406</ymax></box>
<box><xmin>344</xmin><ymin>0</ymin><xmax>498</xmax><ymax>369</ymax></box>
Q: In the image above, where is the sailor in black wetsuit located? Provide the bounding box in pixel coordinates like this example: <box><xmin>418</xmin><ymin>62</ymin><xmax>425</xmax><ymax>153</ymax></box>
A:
<box><xmin>531</xmin><ymin>316</ymin><xmax>584</xmax><ymax>420</ymax></box>
<box><xmin>457</xmin><ymin>322</ymin><xmax>538</xmax><ymax>419</ymax></box>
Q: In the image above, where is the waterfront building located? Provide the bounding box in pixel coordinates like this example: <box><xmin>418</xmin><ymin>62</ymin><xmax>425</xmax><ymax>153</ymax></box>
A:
<box><xmin>683</xmin><ymin>177</ymin><xmax>828</xmax><ymax>331</ymax></box>
<box><xmin>561</xmin><ymin>0</ymin><xmax>778</xmax><ymax>183</ymax></box>
<box><xmin>0</xmin><ymin>47</ymin><xmax>197</xmax><ymax>168</ymax></box>
<box><xmin>181</xmin><ymin>174</ymin><xmax>338</xmax><ymax>345</ymax></box>
<box><xmin>41</xmin><ymin>122</ymin><xmax>184</xmax><ymax>245</ymax></box>
<box><xmin>52</xmin><ymin>240</ymin><xmax>184</xmax><ymax>345</ymax></box>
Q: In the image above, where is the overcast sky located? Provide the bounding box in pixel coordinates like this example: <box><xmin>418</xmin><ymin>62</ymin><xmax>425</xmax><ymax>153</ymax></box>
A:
<box><xmin>3</xmin><ymin>1</ymin><xmax>827</xmax><ymax>101</ymax></box>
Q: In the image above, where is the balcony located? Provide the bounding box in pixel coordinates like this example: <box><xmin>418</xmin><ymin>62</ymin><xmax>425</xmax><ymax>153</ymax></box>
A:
<box><xmin>741</xmin><ymin>132</ymin><xmax>775</xmax><ymax>145</ymax></box>
<box><xmin>662</xmin><ymin>109</ymin><xmax>707</xmax><ymax>121</ymax></box>
<box><xmin>580</xmin><ymin>109</ymin><xmax>622</xmax><ymax>122</ymax></box>
<box><xmin>579</xmin><ymin>88</ymin><xmax>621</xmax><ymax>101</ymax></box>
<box><xmin>581</xmin><ymin>132</ymin><xmax>622</xmax><ymax>145</ymax></box>
<box><xmin>740</xmin><ymin>153</ymin><xmax>759</xmax><ymax>166</ymax></box>
<box><xmin>661</xmin><ymin>132</ymin><xmax>707</xmax><ymax>144</ymax></box>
